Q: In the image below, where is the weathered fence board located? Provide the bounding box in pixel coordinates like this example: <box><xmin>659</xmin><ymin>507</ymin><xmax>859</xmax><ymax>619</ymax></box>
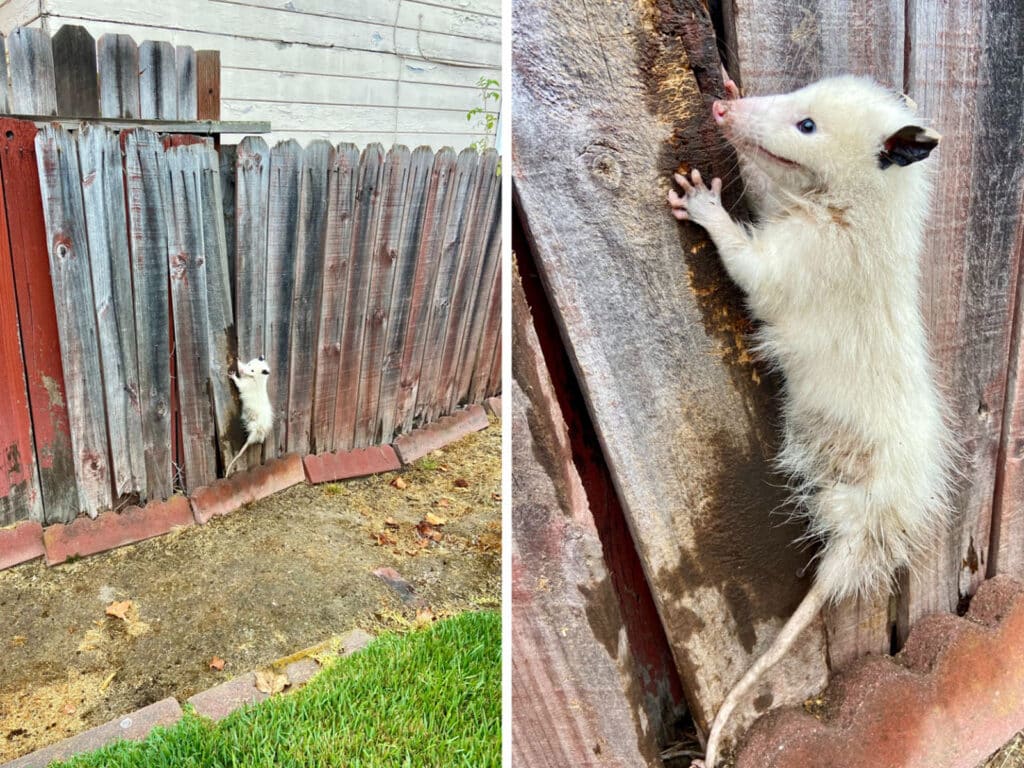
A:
<box><xmin>416</xmin><ymin>148</ymin><xmax>479</xmax><ymax>425</ymax></box>
<box><xmin>378</xmin><ymin>146</ymin><xmax>434</xmax><ymax>444</ymax></box>
<box><xmin>263</xmin><ymin>140</ymin><xmax>303</xmax><ymax>458</ymax></box>
<box><xmin>165</xmin><ymin>145</ymin><xmax>218</xmax><ymax>491</ymax></box>
<box><xmin>445</xmin><ymin>148</ymin><xmax>500</xmax><ymax>413</ymax></box>
<box><xmin>730</xmin><ymin>0</ymin><xmax>907</xmax><ymax>670</ymax></box>
<box><xmin>0</xmin><ymin>169</ymin><xmax>43</xmax><ymax>525</ymax></box>
<box><xmin>513</xmin><ymin>0</ymin><xmax>828</xmax><ymax>743</ymax></box>
<box><xmin>898</xmin><ymin>0</ymin><xmax>1024</xmax><ymax>639</ymax></box>
<box><xmin>395</xmin><ymin>148</ymin><xmax>456</xmax><ymax>434</ymax></box>
<box><xmin>232</xmin><ymin>136</ymin><xmax>270</xmax><ymax>472</ymax></box>
<box><xmin>196</xmin><ymin>50</ymin><xmax>221</xmax><ymax>121</ymax></box>
<box><xmin>354</xmin><ymin>145</ymin><xmax>408</xmax><ymax>448</ymax></box>
<box><xmin>218</xmin><ymin>144</ymin><xmax>237</xmax><ymax>306</ymax></box>
<box><xmin>0</xmin><ymin>119</ymin><xmax>77</xmax><ymax>524</ymax></box>
<box><xmin>195</xmin><ymin>142</ymin><xmax>240</xmax><ymax>470</ymax></box>
<box><xmin>139</xmin><ymin>40</ymin><xmax>177</xmax><ymax>120</ymax></box>
<box><xmin>124</xmin><ymin>129</ymin><xmax>173</xmax><ymax>500</ymax></box>
<box><xmin>312</xmin><ymin>144</ymin><xmax>359</xmax><ymax>454</ymax></box>
<box><xmin>285</xmin><ymin>141</ymin><xmax>331</xmax><ymax>455</ymax></box>
<box><xmin>8</xmin><ymin>27</ymin><xmax>58</xmax><ymax>117</ymax></box>
<box><xmin>176</xmin><ymin>46</ymin><xmax>197</xmax><ymax>121</ymax></box>
<box><xmin>52</xmin><ymin>25</ymin><xmax>99</xmax><ymax>118</ymax></box>
<box><xmin>97</xmin><ymin>34</ymin><xmax>141</xmax><ymax>119</ymax></box>
<box><xmin>469</xmin><ymin>240</ymin><xmax>501</xmax><ymax>404</ymax></box>
<box><xmin>511</xmin><ymin>269</ymin><xmax>664</xmax><ymax>767</ymax></box>
<box><xmin>78</xmin><ymin>124</ymin><xmax>146</xmax><ymax>499</ymax></box>
<box><xmin>35</xmin><ymin>125</ymin><xmax>112</xmax><ymax>518</ymax></box>
<box><xmin>458</xmin><ymin>172</ymin><xmax>501</xmax><ymax>406</ymax></box>
<box><xmin>0</xmin><ymin>36</ymin><xmax>9</xmax><ymax>115</ymax></box>
<box><xmin>334</xmin><ymin>144</ymin><xmax>385</xmax><ymax>451</ymax></box>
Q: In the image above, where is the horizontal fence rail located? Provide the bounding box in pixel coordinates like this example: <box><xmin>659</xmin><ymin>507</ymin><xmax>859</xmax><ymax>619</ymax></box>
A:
<box><xmin>0</xmin><ymin>120</ymin><xmax>500</xmax><ymax>526</ymax></box>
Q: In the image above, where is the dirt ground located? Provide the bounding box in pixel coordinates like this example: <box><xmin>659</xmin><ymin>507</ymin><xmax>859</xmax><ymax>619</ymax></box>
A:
<box><xmin>0</xmin><ymin>419</ymin><xmax>501</xmax><ymax>762</ymax></box>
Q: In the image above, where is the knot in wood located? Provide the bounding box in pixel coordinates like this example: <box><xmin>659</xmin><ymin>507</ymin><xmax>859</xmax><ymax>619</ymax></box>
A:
<box><xmin>581</xmin><ymin>142</ymin><xmax>623</xmax><ymax>190</ymax></box>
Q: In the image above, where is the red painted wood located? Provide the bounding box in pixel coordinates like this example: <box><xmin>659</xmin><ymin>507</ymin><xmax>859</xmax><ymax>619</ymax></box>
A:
<box><xmin>0</xmin><ymin>148</ymin><xmax>42</xmax><ymax>525</ymax></box>
<box><xmin>0</xmin><ymin>117</ymin><xmax>78</xmax><ymax>523</ymax></box>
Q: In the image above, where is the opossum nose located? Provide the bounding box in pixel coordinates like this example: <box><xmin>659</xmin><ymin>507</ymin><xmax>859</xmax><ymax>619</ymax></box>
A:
<box><xmin>712</xmin><ymin>100</ymin><xmax>728</xmax><ymax>123</ymax></box>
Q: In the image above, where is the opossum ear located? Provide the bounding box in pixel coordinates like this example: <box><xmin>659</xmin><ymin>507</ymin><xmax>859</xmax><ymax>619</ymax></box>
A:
<box><xmin>878</xmin><ymin>125</ymin><xmax>941</xmax><ymax>169</ymax></box>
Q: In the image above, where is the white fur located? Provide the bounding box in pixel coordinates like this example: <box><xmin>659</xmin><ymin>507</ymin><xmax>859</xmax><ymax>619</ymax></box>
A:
<box><xmin>225</xmin><ymin>357</ymin><xmax>273</xmax><ymax>476</ymax></box>
<box><xmin>670</xmin><ymin>76</ymin><xmax>955</xmax><ymax>767</ymax></box>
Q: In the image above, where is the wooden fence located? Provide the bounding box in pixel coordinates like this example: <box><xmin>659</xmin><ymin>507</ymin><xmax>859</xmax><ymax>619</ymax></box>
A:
<box><xmin>0</xmin><ymin>24</ymin><xmax>220</xmax><ymax>122</ymax></box>
<box><xmin>513</xmin><ymin>0</ymin><xmax>1022</xmax><ymax>760</ymax></box>
<box><xmin>0</xmin><ymin>120</ymin><xmax>500</xmax><ymax>527</ymax></box>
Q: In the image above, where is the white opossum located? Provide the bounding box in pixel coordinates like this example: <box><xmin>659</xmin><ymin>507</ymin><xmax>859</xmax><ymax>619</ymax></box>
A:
<box><xmin>668</xmin><ymin>75</ymin><xmax>955</xmax><ymax>768</ymax></box>
<box><xmin>224</xmin><ymin>356</ymin><xmax>273</xmax><ymax>477</ymax></box>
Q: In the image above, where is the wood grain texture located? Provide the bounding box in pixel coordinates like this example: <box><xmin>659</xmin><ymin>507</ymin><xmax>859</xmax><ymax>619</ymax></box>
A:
<box><xmin>35</xmin><ymin>125</ymin><xmax>112</xmax><ymax>518</ymax></box>
<box><xmin>513</xmin><ymin>0</ymin><xmax>828</xmax><ymax>741</ymax></box>
<box><xmin>377</xmin><ymin>146</ymin><xmax>434</xmax><ymax>444</ymax></box>
<box><xmin>455</xmin><ymin>150</ymin><xmax>501</xmax><ymax>407</ymax></box>
<box><xmin>469</xmin><ymin>236</ymin><xmax>501</xmax><ymax>405</ymax></box>
<box><xmin>97</xmin><ymin>33</ymin><xmax>140</xmax><ymax>119</ymax></box>
<box><xmin>196</xmin><ymin>50</ymin><xmax>220</xmax><ymax>121</ymax></box>
<box><xmin>311</xmin><ymin>143</ymin><xmax>360</xmax><ymax>454</ymax></box>
<box><xmin>218</xmin><ymin>144</ymin><xmax>237</xmax><ymax>320</ymax></box>
<box><xmin>164</xmin><ymin>144</ymin><xmax>217</xmax><ymax>491</ymax></box>
<box><xmin>729</xmin><ymin>0</ymin><xmax>906</xmax><ymax>670</ymax></box>
<box><xmin>353</xmin><ymin>145</ymin><xmax>408</xmax><ymax>448</ymax></box>
<box><xmin>175</xmin><ymin>45</ymin><xmax>197</xmax><ymax>121</ymax></box>
<box><xmin>263</xmin><ymin>139</ymin><xmax>303</xmax><ymax>458</ymax></box>
<box><xmin>448</xmin><ymin>149</ymin><xmax>500</xmax><ymax>411</ymax></box>
<box><xmin>395</xmin><ymin>148</ymin><xmax>456</xmax><ymax>434</ymax></box>
<box><xmin>0</xmin><ymin>150</ymin><xmax>43</xmax><ymax>526</ymax></box>
<box><xmin>139</xmin><ymin>40</ymin><xmax>177</xmax><ymax>120</ymax></box>
<box><xmin>415</xmin><ymin>148</ymin><xmax>478</xmax><ymax>425</ymax></box>
<box><xmin>123</xmin><ymin>129</ymin><xmax>173</xmax><ymax>500</ymax></box>
<box><xmin>78</xmin><ymin>124</ymin><xmax>146</xmax><ymax>500</ymax></box>
<box><xmin>729</xmin><ymin>0</ymin><xmax>904</xmax><ymax>94</ymax></box>
<box><xmin>195</xmin><ymin>142</ymin><xmax>239</xmax><ymax>472</ymax></box>
<box><xmin>333</xmin><ymin>143</ymin><xmax>384</xmax><ymax>451</ymax></box>
<box><xmin>511</xmin><ymin>268</ymin><xmax>664</xmax><ymax>767</ymax></box>
<box><xmin>52</xmin><ymin>24</ymin><xmax>99</xmax><ymax>118</ymax></box>
<box><xmin>898</xmin><ymin>0</ymin><xmax>1024</xmax><ymax>638</ymax></box>
<box><xmin>0</xmin><ymin>118</ymin><xmax>78</xmax><ymax>524</ymax></box>
<box><xmin>0</xmin><ymin>36</ymin><xmax>9</xmax><ymax>115</ymax></box>
<box><xmin>8</xmin><ymin>26</ymin><xmax>58</xmax><ymax>116</ymax></box>
<box><xmin>232</xmin><ymin>136</ymin><xmax>270</xmax><ymax>472</ymax></box>
<box><xmin>286</xmin><ymin>140</ymin><xmax>331</xmax><ymax>455</ymax></box>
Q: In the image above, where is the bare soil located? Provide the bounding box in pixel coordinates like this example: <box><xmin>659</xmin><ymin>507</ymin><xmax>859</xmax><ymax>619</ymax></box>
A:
<box><xmin>0</xmin><ymin>419</ymin><xmax>501</xmax><ymax>762</ymax></box>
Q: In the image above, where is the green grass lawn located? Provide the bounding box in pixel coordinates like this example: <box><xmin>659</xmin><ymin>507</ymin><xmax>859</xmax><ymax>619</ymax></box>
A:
<box><xmin>53</xmin><ymin>610</ymin><xmax>500</xmax><ymax>768</ymax></box>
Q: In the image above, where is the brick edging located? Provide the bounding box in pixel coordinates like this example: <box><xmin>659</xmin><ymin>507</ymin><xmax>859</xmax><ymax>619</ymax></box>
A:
<box><xmin>735</xmin><ymin>575</ymin><xmax>1024</xmax><ymax>768</ymax></box>
<box><xmin>1</xmin><ymin>404</ymin><xmax>498</xmax><ymax>571</ymax></box>
<box><xmin>0</xmin><ymin>629</ymin><xmax>375</xmax><ymax>768</ymax></box>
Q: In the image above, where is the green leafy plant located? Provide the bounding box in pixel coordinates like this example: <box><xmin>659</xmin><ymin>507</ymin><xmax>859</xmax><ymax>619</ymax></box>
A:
<box><xmin>467</xmin><ymin>77</ymin><xmax>501</xmax><ymax>153</ymax></box>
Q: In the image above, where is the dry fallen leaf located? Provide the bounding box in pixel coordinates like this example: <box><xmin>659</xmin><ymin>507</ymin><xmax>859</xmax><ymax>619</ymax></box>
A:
<box><xmin>254</xmin><ymin>669</ymin><xmax>289</xmax><ymax>695</ymax></box>
<box><xmin>62</xmin><ymin>703</ymin><xmax>76</xmax><ymax>715</ymax></box>
<box><xmin>10</xmin><ymin>635</ymin><xmax>26</xmax><ymax>647</ymax></box>
<box><xmin>375</xmin><ymin>532</ymin><xmax>397</xmax><ymax>546</ymax></box>
<box><xmin>391</xmin><ymin>477</ymin><xmax>407</xmax><ymax>490</ymax></box>
<box><xmin>414</xmin><ymin>607</ymin><xmax>435</xmax><ymax>629</ymax></box>
<box><xmin>210</xmin><ymin>656</ymin><xmax>226</xmax><ymax>671</ymax></box>
<box><xmin>384</xmin><ymin>517</ymin><xmax>399</xmax><ymax>529</ymax></box>
<box><xmin>453</xmin><ymin>478</ymin><xmax>469</xmax><ymax>488</ymax></box>
<box><xmin>424</xmin><ymin>512</ymin><xmax>447</xmax><ymax>526</ymax></box>
<box><xmin>99</xmin><ymin>670</ymin><xmax>118</xmax><ymax>691</ymax></box>
<box><xmin>436</xmin><ymin>498</ymin><xmax>450</xmax><ymax>508</ymax></box>
<box><xmin>105</xmin><ymin>600</ymin><xmax>133</xmax><ymax>620</ymax></box>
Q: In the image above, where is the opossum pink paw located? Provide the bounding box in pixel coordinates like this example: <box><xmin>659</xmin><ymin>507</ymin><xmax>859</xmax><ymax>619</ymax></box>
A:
<box><xmin>689</xmin><ymin>760</ymin><xmax>707</xmax><ymax>768</ymax></box>
<box><xmin>719</xmin><ymin>64</ymin><xmax>740</xmax><ymax>99</ymax></box>
<box><xmin>671</xmin><ymin>170</ymin><xmax>723</xmax><ymax>228</ymax></box>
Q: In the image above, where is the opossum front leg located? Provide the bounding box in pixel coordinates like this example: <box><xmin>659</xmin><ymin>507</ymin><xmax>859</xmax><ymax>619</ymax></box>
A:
<box><xmin>669</xmin><ymin>169</ymin><xmax>767</xmax><ymax>295</ymax></box>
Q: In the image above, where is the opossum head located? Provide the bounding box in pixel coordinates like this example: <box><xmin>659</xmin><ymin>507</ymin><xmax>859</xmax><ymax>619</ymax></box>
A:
<box><xmin>712</xmin><ymin>75</ymin><xmax>940</xmax><ymax>205</ymax></box>
<box><xmin>237</xmin><ymin>357</ymin><xmax>271</xmax><ymax>379</ymax></box>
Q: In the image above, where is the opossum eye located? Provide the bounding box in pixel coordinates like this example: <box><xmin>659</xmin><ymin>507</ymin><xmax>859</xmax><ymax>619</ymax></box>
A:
<box><xmin>262</xmin><ymin>369</ymin><xmax>270</xmax><ymax>375</ymax></box>
<box><xmin>797</xmin><ymin>118</ymin><xmax>816</xmax><ymax>134</ymax></box>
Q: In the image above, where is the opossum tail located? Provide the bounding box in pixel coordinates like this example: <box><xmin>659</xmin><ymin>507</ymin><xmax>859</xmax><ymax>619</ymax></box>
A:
<box><xmin>224</xmin><ymin>438</ymin><xmax>256</xmax><ymax>477</ymax></box>
<box><xmin>693</xmin><ymin>578</ymin><xmax>829</xmax><ymax>768</ymax></box>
